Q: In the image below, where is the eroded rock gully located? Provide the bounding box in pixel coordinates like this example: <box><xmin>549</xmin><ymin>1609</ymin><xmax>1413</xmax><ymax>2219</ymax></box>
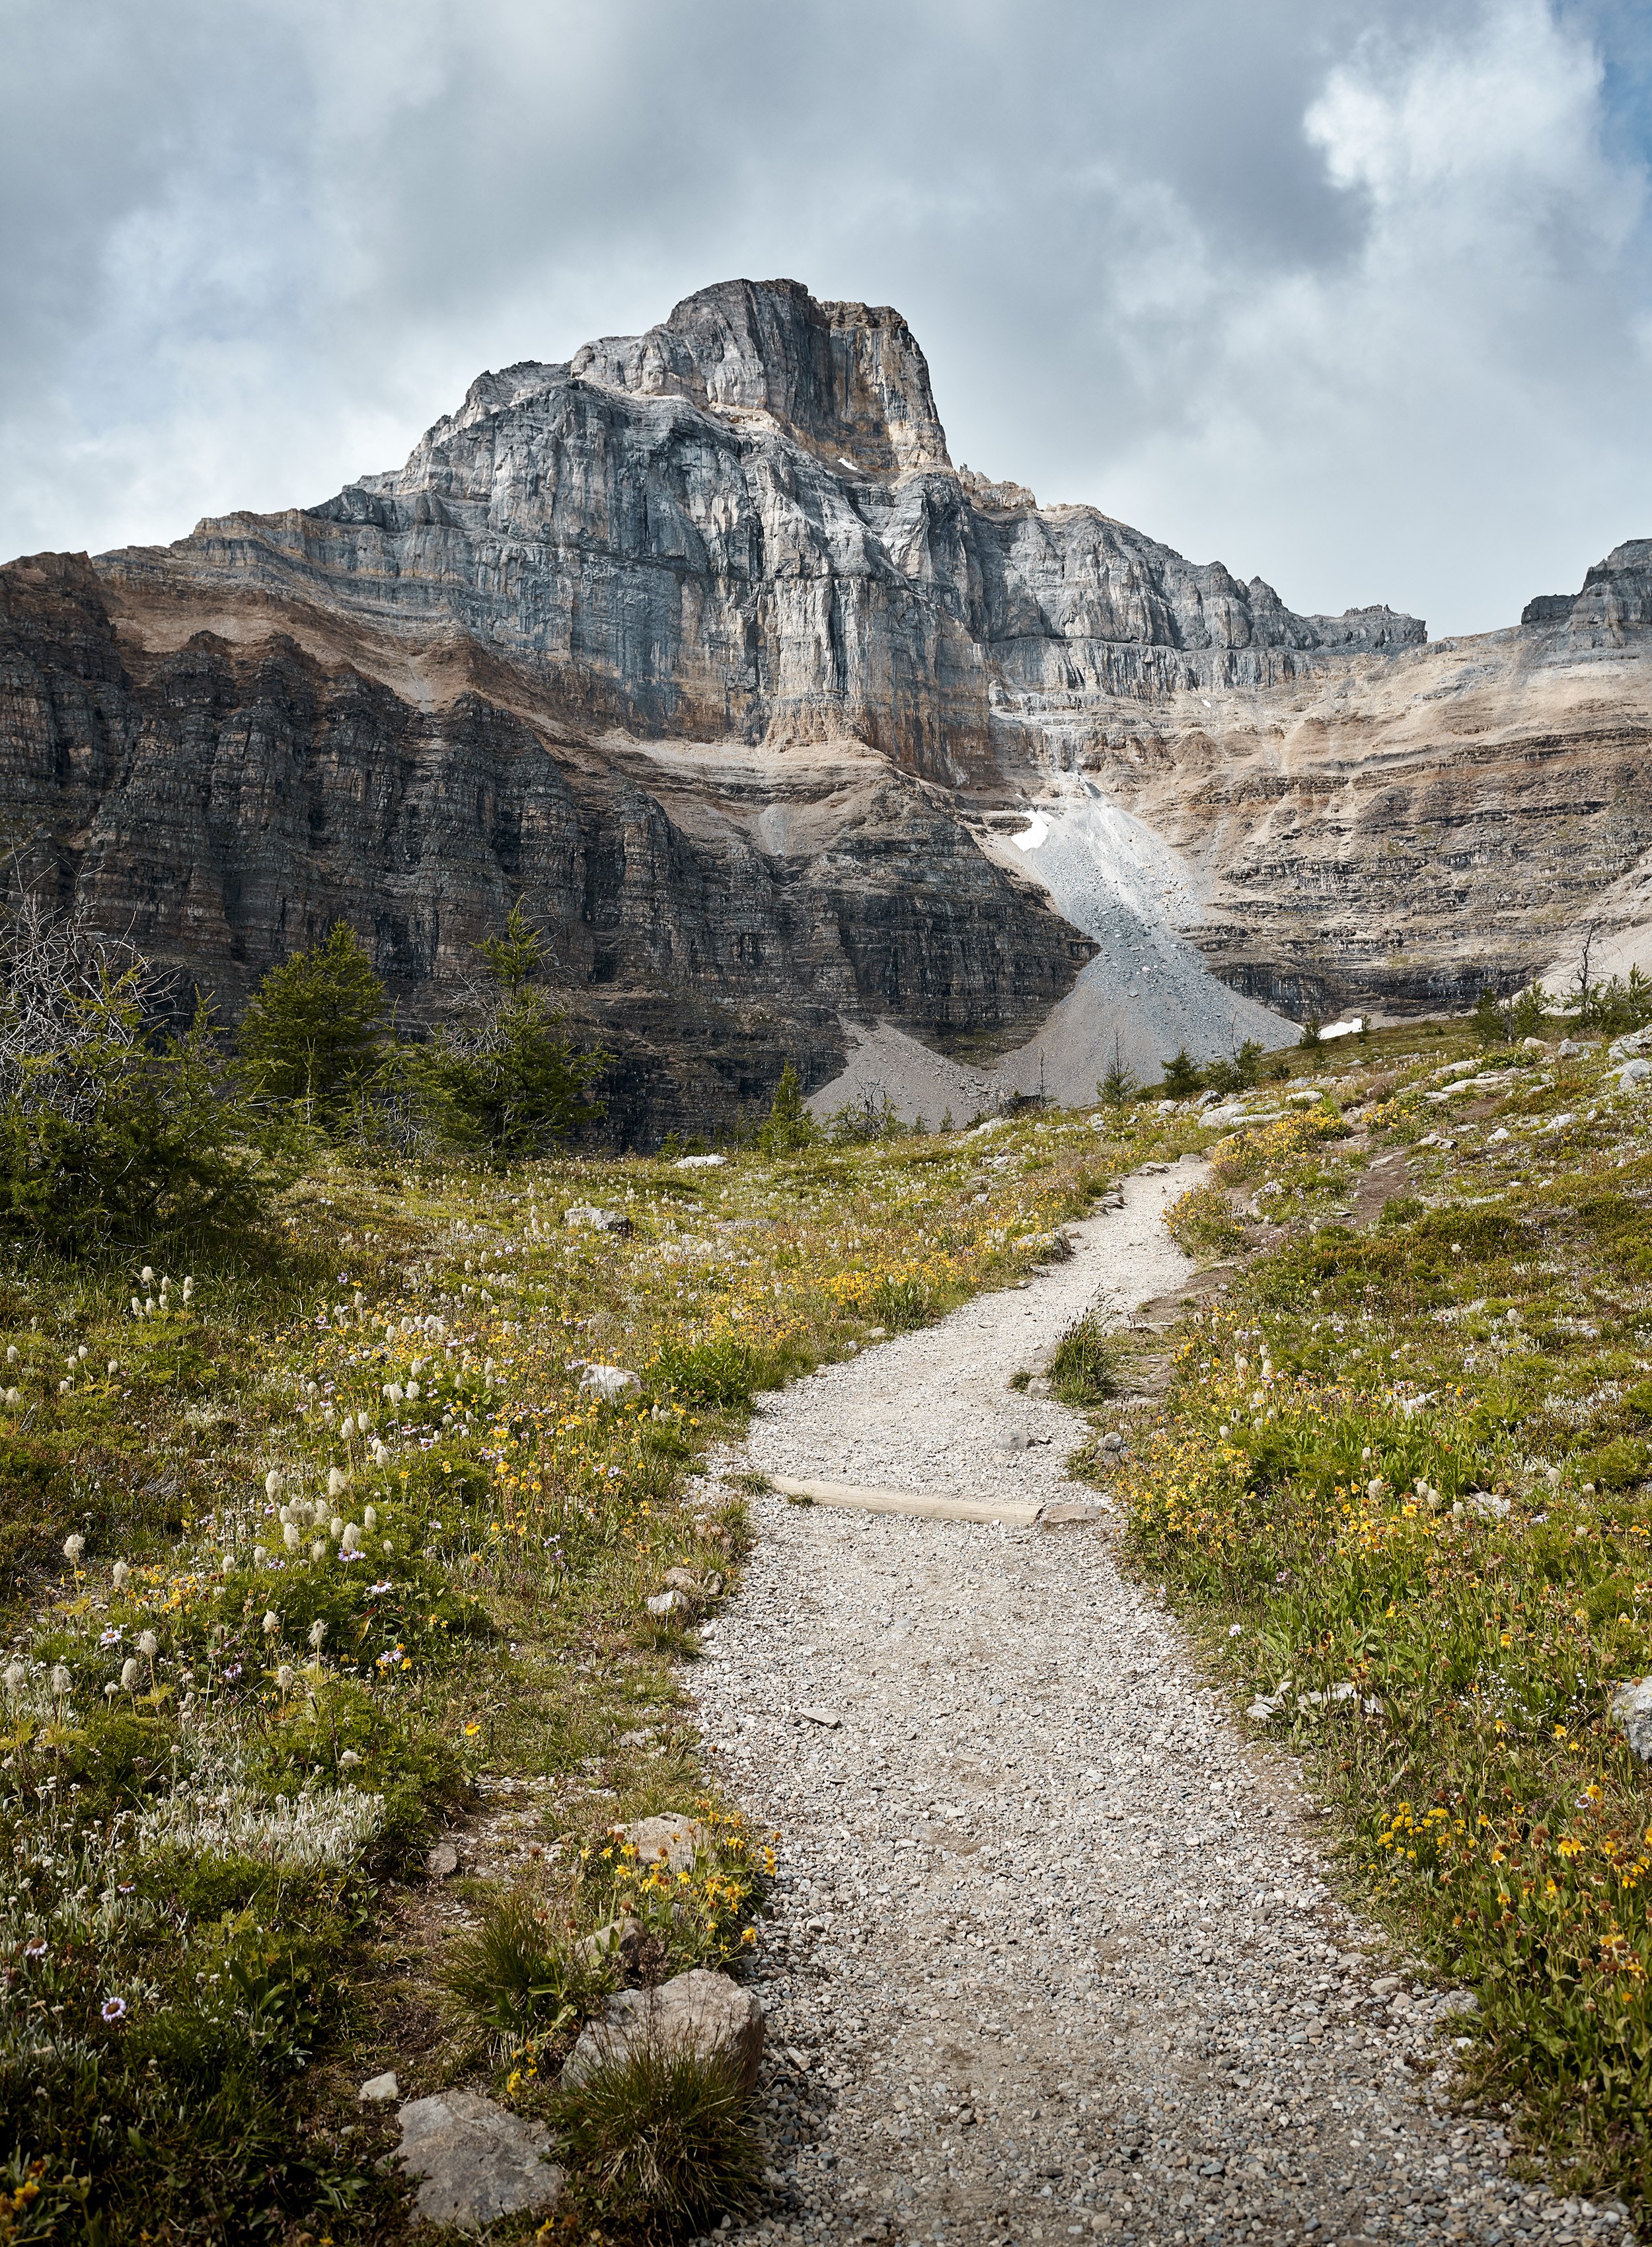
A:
<box><xmin>691</xmin><ymin>1168</ymin><xmax>1630</xmax><ymax>2247</ymax></box>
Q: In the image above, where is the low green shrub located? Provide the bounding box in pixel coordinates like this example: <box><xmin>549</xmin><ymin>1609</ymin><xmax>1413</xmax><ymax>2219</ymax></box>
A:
<box><xmin>1165</xmin><ymin>1181</ymin><xmax>1246</xmax><ymax>1256</ymax></box>
<box><xmin>648</xmin><ymin>1334</ymin><xmax>763</xmax><ymax>1407</ymax></box>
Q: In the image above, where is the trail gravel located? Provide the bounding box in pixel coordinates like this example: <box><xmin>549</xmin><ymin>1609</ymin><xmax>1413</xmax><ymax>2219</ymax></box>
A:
<box><xmin>689</xmin><ymin>1165</ymin><xmax>1632</xmax><ymax>2247</ymax></box>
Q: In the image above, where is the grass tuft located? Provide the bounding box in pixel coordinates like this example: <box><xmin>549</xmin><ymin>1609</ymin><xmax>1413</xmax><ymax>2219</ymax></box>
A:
<box><xmin>550</xmin><ymin>2041</ymin><xmax>763</xmax><ymax>2230</ymax></box>
<box><xmin>1046</xmin><ymin>1313</ymin><xmax>1122</xmax><ymax>1407</ymax></box>
<box><xmin>441</xmin><ymin>1891</ymin><xmax>602</xmax><ymax>2047</ymax></box>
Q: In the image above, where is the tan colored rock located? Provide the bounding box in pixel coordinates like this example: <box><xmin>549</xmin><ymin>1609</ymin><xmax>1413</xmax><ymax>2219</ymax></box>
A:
<box><xmin>560</xmin><ymin>1968</ymin><xmax>764</xmax><ymax>2095</ymax></box>
<box><xmin>614</xmin><ymin>1812</ymin><xmax>709</xmax><ymax>1873</ymax></box>
<box><xmin>572</xmin><ymin>1916</ymin><xmax>646</xmax><ymax>1973</ymax></box>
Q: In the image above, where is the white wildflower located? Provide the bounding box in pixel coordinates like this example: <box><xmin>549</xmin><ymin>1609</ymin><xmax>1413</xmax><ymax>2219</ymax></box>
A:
<box><xmin>362</xmin><ymin>1506</ymin><xmax>377</xmax><ymax>1533</ymax></box>
<box><xmin>327</xmin><ymin>1466</ymin><xmax>347</xmax><ymax>1499</ymax></box>
<box><xmin>137</xmin><ymin>1631</ymin><xmax>158</xmax><ymax>1659</ymax></box>
<box><xmin>276</xmin><ymin>1664</ymin><xmax>295</xmax><ymax>1693</ymax></box>
<box><xmin>112</xmin><ymin>1560</ymin><xmax>130</xmax><ymax>1591</ymax></box>
<box><xmin>406</xmin><ymin>1381</ymin><xmax>420</xmax><ymax>1400</ymax></box>
<box><xmin>62</xmin><ymin>1533</ymin><xmax>85</xmax><ymax>1564</ymax></box>
<box><xmin>283</xmin><ymin>1522</ymin><xmax>301</xmax><ymax>1552</ymax></box>
<box><xmin>329</xmin><ymin>1515</ymin><xmax>344</xmax><ymax>1540</ymax></box>
<box><xmin>3</xmin><ymin>1661</ymin><xmax>24</xmax><ymax>1694</ymax></box>
<box><xmin>340</xmin><ymin>1523</ymin><xmax>361</xmax><ymax>1556</ymax></box>
<box><xmin>3</xmin><ymin>1346</ymin><xmax>14</xmax><ymax>1364</ymax></box>
<box><xmin>311</xmin><ymin>1539</ymin><xmax>326</xmax><ymax>1563</ymax></box>
<box><xmin>106</xmin><ymin>1359</ymin><xmax>119</xmax><ymax>1375</ymax></box>
<box><xmin>265</xmin><ymin>1469</ymin><xmax>284</xmax><ymax>1500</ymax></box>
<box><xmin>252</xmin><ymin>1544</ymin><xmax>267</xmax><ymax>1566</ymax></box>
<box><xmin>340</xmin><ymin>1416</ymin><xmax>356</xmax><ymax>1443</ymax></box>
<box><xmin>120</xmin><ymin>1657</ymin><xmax>139</xmax><ymax>1691</ymax></box>
<box><xmin>262</xmin><ymin>1612</ymin><xmax>280</xmax><ymax>1637</ymax></box>
<box><xmin>339</xmin><ymin>1748</ymin><xmax>362</xmax><ymax>1768</ymax></box>
<box><xmin>140</xmin><ymin>1266</ymin><xmax>154</xmax><ymax>1286</ymax></box>
<box><xmin>130</xmin><ymin>1296</ymin><xmax>142</xmax><ymax>1316</ymax></box>
<box><xmin>309</xmin><ymin>1620</ymin><xmax>327</xmax><ymax>1650</ymax></box>
<box><xmin>50</xmin><ymin>1663</ymin><xmax>71</xmax><ymax>1698</ymax></box>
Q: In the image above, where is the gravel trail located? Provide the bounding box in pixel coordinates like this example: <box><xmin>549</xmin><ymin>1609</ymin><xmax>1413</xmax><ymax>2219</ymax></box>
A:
<box><xmin>692</xmin><ymin>1166</ymin><xmax>1632</xmax><ymax>2247</ymax></box>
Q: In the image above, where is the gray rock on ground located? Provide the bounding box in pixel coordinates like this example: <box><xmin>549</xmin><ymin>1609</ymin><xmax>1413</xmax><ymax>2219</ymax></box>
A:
<box><xmin>561</xmin><ymin>1968</ymin><xmax>765</xmax><ymax>2095</ymax></box>
<box><xmin>615</xmin><ymin>1811</ymin><xmax>710</xmax><ymax>1871</ymax></box>
<box><xmin>395</xmin><ymin>2089</ymin><xmax>562</xmax><ymax>2227</ymax></box>
<box><xmin>1612</xmin><ymin>1676</ymin><xmax>1652</xmax><ymax>1761</ymax></box>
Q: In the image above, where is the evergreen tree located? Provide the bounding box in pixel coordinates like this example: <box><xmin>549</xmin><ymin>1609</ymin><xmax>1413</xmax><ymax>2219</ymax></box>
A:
<box><xmin>1473</xmin><ymin>985</ymin><xmax>1507</xmax><ymax>1046</ymax></box>
<box><xmin>1099</xmin><ymin>1035</ymin><xmax>1138</xmax><ymax>1110</ymax></box>
<box><xmin>755</xmin><ymin>1061</ymin><xmax>821</xmax><ymax>1152</ymax></box>
<box><xmin>1158</xmin><ymin>1048</ymin><xmax>1202</xmax><ymax>1099</ymax></box>
<box><xmin>237</xmin><ymin>923</ymin><xmax>385</xmax><ymax>1120</ymax></box>
<box><xmin>437</xmin><ymin>909</ymin><xmax>607</xmax><ymax>1155</ymax></box>
<box><xmin>476</xmin><ymin>901</ymin><xmax>544</xmax><ymax>994</ymax></box>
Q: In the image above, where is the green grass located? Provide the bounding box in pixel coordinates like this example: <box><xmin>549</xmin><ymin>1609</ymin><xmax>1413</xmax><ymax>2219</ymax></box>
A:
<box><xmin>548</xmin><ymin>2041</ymin><xmax>765</xmax><ymax>2230</ymax></box>
<box><xmin>1046</xmin><ymin>1311</ymin><xmax>1124</xmax><ymax>1406</ymax></box>
<box><xmin>0</xmin><ymin>1108</ymin><xmax>1150</xmax><ymax>2239</ymax></box>
<box><xmin>1098</xmin><ymin>1022</ymin><xmax>1652</xmax><ymax>2213</ymax></box>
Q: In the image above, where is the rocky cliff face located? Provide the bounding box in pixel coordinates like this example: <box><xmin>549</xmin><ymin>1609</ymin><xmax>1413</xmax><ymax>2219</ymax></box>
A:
<box><xmin>1040</xmin><ymin>613</ymin><xmax>1652</xmax><ymax>1018</ymax></box>
<box><xmin>0</xmin><ymin>546</ymin><xmax>1088</xmax><ymax>1137</ymax></box>
<box><xmin>3</xmin><ymin>276</ymin><xmax>1647</xmax><ymax>1137</ymax></box>
<box><xmin>96</xmin><ymin>277</ymin><xmax>1424</xmax><ymax>782</ymax></box>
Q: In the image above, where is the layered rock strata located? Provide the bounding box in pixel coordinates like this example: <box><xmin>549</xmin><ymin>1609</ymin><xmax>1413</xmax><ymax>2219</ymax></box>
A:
<box><xmin>0</xmin><ymin>549</ymin><xmax>1087</xmax><ymax>1135</ymax></box>
<box><xmin>2</xmin><ymin>275</ymin><xmax>1648</xmax><ymax>1137</ymax></box>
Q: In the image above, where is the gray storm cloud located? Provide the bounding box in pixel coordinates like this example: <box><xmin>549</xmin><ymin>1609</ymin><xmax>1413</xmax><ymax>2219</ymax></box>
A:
<box><xmin>1</xmin><ymin>0</ymin><xmax>1647</xmax><ymax>632</ymax></box>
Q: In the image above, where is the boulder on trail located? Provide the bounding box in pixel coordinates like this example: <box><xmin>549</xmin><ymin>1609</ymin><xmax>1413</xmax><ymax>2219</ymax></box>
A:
<box><xmin>560</xmin><ymin>1967</ymin><xmax>765</xmax><ymax>2094</ymax></box>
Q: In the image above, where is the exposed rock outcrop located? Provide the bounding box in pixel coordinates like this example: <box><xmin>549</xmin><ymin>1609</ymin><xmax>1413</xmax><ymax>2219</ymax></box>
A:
<box><xmin>2</xmin><ymin>276</ymin><xmax>1648</xmax><ymax>1135</ymax></box>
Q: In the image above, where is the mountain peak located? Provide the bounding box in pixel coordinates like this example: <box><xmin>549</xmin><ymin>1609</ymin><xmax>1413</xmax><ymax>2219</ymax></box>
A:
<box><xmin>569</xmin><ymin>276</ymin><xmax>951</xmax><ymax>475</ymax></box>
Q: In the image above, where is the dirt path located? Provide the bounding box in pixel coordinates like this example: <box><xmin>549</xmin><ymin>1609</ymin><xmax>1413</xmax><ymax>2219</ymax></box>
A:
<box><xmin>691</xmin><ymin>1164</ymin><xmax>1629</xmax><ymax>2247</ymax></box>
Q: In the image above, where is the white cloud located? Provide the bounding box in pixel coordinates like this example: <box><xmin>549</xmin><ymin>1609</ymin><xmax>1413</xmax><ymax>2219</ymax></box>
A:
<box><xmin>1086</xmin><ymin>1</ymin><xmax>1652</xmax><ymax>627</ymax></box>
<box><xmin>0</xmin><ymin>0</ymin><xmax>1647</xmax><ymax>630</ymax></box>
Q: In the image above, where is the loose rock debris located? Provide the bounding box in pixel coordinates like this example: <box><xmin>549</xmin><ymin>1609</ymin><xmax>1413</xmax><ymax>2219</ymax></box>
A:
<box><xmin>690</xmin><ymin>1166</ymin><xmax>1634</xmax><ymax>2246</ymax></box>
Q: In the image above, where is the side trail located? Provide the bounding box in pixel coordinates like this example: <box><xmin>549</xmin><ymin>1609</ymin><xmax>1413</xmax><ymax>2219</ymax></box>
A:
<box><xmin>690</xmin><ymin>1164</ymin><xmax>1628</xmax><ymax>2247</ymax></box>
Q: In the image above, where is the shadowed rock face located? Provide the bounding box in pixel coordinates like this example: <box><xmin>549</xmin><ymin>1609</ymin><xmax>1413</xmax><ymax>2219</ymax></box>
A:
<box><xmin>1</xmin><ymin>276</ymin><xmax>1647</xmax><ymax>1138</ymax></box>
<box><xmin>0</xmin><ymin>547</ymin><xmax>1089</xmax><ymax>1139</ymax></box>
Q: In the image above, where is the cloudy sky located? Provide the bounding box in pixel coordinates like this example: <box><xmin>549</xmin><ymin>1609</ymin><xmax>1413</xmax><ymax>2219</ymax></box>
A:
<box><xmin>3</xmin><ymin>0</ymin><xmax>1647</xmax><ymax>633</ymax></box>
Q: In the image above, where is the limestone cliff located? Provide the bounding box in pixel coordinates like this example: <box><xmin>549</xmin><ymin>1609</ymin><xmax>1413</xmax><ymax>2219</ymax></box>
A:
<box><xmin>1</xmin><ymin>276</ymin><xmax>1647</xmax><ymax>1136</ymax></box>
